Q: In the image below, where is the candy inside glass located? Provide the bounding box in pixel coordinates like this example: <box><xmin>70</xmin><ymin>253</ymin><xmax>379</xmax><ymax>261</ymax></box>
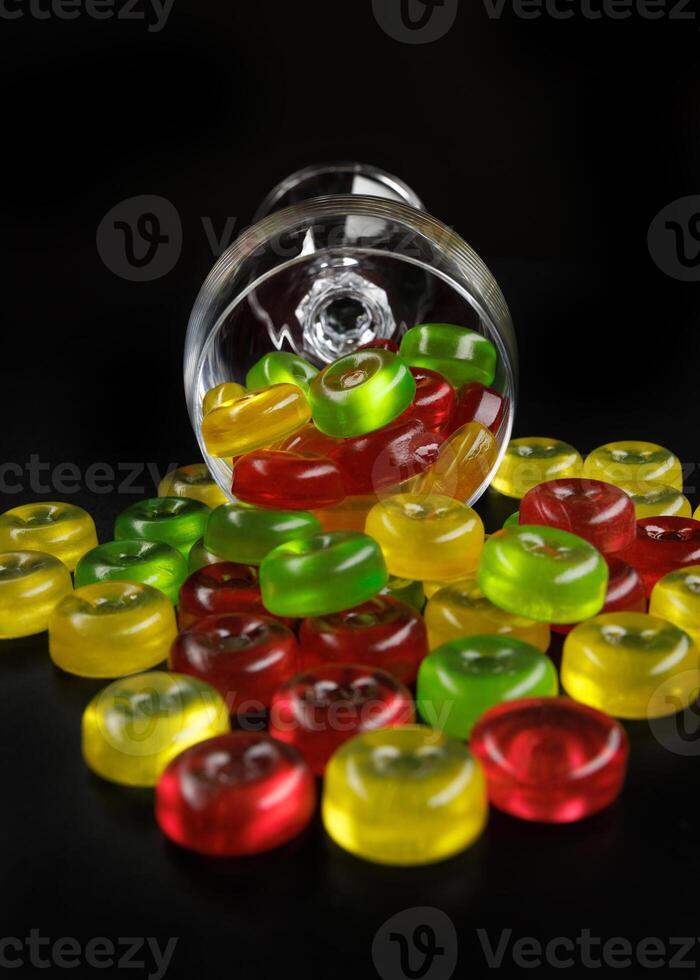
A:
<box><xmin>184</xmin><ymin>163</ymin><xmax>518</xmax><ymax>504</ymax></box>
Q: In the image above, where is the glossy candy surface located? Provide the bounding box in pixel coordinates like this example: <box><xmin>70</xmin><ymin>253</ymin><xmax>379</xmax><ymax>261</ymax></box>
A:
<box><xmin>205</xmin><ymin>504</ymin><xmax>321</xmax><ymax>565</ymax></box>
<box><xmin>309</xmin><ymin>349</ymin><xmax>416</xmax><ymax>438</ymax></box>
<box><xmin>202</xmin><ymin>381</ymin><xmax>247</xmax><ymax>416</ymax></box>
<box><xmin>75</xmin><ymin>540</ymin><xmax>188</xmax><ymax>605</ymax></box>
<box><xmin>365</xmin><ymin>493</ymin><xmax>484</xmax><ymax>581</ymax></box>
<box><xmin>170</xmin><ymin>612</ymin><xmax>299</xmax><ymax>713</ymax></box>
<box><xmin>650</xmin><ymin>565</ymin><xmax>700</xmax><ymax>645</ymax></box>
<box><xmin>260</xmin><ymin>532</ymin><xmax>388</xmax><ymax>618</ymax></box>
<box><xmin>478</xmin><ymin>526</ymin><xmax>608</xmax><ymax>623</ymax></box>
<box><xmin>417</xmin><ymin>635</ymin><xmax>558</xmax><ymax>738</ymax></box>
<box><xmin>492</xmin><ymin>438</ymin><xmax>583</xmax><ymax>499</ymax></box>
<box><xmin>322</xmin><ymin>725</ymin><xmax>487</xmax><ymax>865</ymax></box>
<box><xmin>156</xmin><ymin>732</ymin><xmax>316</xmax><ymax>857</ymax></box>
<box><xmin>621</xmin><ymin>482</ymin><xmax>691</xmax><ymax>519</ymax></box>
<box><xmin>561</xmin><ymin>612</ymin><xmax>697</xmax><ymax>718</ymax></box>
<box><xmin>617</xmin><ymin>516</ymin><xmax>700</xmax><ymax>593</ymax></box>
<box><xmin>158</xmin><ymin>463</ymin><xmax>228</xmax><ymax>510</ymax></box>
<box><xmin>0</xmin><ymin>502</ymin><xmax>97</xmax><ymax>571</ymax></box>
<box><xmin>381</xmin><ymin>576</ymin><xmax>425</xmax><ymax>611</ymax></box>
<box><xmin>0</xmin><ymin>551</ymin><xmax>72</xmax><ymax>639</ymax></box>
<box><xmin>357</xmin><ymin>338</ymin><xmax>400</xmax><ymax>354</ymax></box>
<box><xmin>270</xmin><ymin>665</ymin><xmax>415</xmax><ymax>774</ymax></box>
<box><xmin>246</xmin><ymin>351</ymin><xmax>318</xmax><ymax>394</ymax></box>
<box><xmin>414</xmin><ymin>422</ymin><xmax>498</xmax><ymax>503</ymax></box>
<box><xmin>187</xmin><ymin>537</ymin><xmax>225</xmax><ymax>572</ymax></box>
<box><xmin>399</xmin><ymin>323</ymin><xmax>497</xmax><ymax>388</ymax></box>
<box><xmin>232</xmin><ymin>450</ymin><xmax>345</xmax><ymax>510</ymax></box>
<box><xmin>519</xmin><ymin>478</ymin><xmax>636</xmax><ymax>555</ymax></box>
<box><xmin>471</xmin><ymin>698</ymin><xmax>628</xmax><ymax>823</ymax></box>
<box><xmin>313</xmin><ymin>495</ymin><xmax>378</xmax><ymax>534</ymax></box>
<box><xmin>425</xmin><ymin>578</ymin><xmax>551</xmax><ymax>652</ymax></box>
<box><xmin>300</xmin><ymin>596</ymin><xmax>428</xmax><ymax>684</ymax></box>
<box><xmin>401</xmin><ymin>368</ymin><xmax>456</xmax><ymax>431</ymax></box>
<box><xmin>448</xmin><ymin>382</ymin><xmax>506</xmax><ymax>435</ymax></box>
<box><xmin>82</xmin><ymin>672</ymin><xmax>229</xmax><ymax>786</ymax></box>
<box><xmin>583</xmin><ymin>441</ymin><xmax>682</xmax><ymax>491</ymax></box>
<box><xmin>49</xmin><ymin>582</ymin><xmax>177</xmax><ymax>677</ymax></box>
<box><xmin>202</xmin><ymin>384</ymin><xmax>311</xmax><ymax>458</ymax></box>
<box><xmin>178</xmin><ymin>562</ymin><xmax>266</xmax><ymax>628</ymax></box>
<box><xmin>551</xmin><ymin>558</ymin><xmax>646</xmax><ymax>635</ymax></box>
<box><xmin>115</xmin><ymin>497</ymin><xmax>210</xmax><ymax>558</ymax></box>
<box><xmin>329</xmin><ymin>417</ymin><xmax>440</xmax><ymax>497</ymax></box>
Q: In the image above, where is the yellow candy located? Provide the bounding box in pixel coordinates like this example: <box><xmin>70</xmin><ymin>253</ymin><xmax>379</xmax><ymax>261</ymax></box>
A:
<box><xmin>202</xmin><ymin>381</ymin><xmax>247</xmax><ymax>416</ymax></box>
<box><xmin>322</xmin><ymin>725</ymin><xmax>487</xmax><ymax>865</ymax></box>
<box><xmin>492</xmin><ymin>438</ymin><xmax>582</xmax><ymax>499</ymax></box>
<box><xmin>583</xmin><ymin>441</ymin><xmax>682</xmax><ymax>491</ymax></box>
<box><xmin>365</xmin><ymin>493</ymin><xmax>484</xmax><ymax>581</ymax></box>
<box><xmin>201</xmin><ymin>384</ymin><xmax>311</xmax><ymax>458</ymax></box>
<box><xmin>413</xmin><ymin>421</ymin><xmax>498</xmax><ymax>503</ymax></box>
<box><xmin>425</xmin><ymin>578</ymin><xmax>551</xmax><ymax>652</ymax></box>
<box><xmin>158</xmin><ymin>463</ymin><xmax>228</xmax><ymax>509</ymax></box>
<box><xmin>49</xmin><ymin>582</ymin><xmax>178</xmax><ymax>678</ymax></box>
<box><xmin>619</xmin><ymin>482</ymin><xmax>691</xmax><ymax>519</ymax></box>
<box><xmin>649</xmin><ymin>565</ymin><xmax>700</xmax><ymax>647</ymax></box>
<box><xmin>561</xmin><ymin>612</ymin><xmax>698</xmax><ymax>719</ymax></box>
<box><xmin>0</xmin><ymin>551</ymin><xmax>72</xmax><ymax>639</ymax></box>
<box><xmin>0</xmin><ymin>502</ymin><xmax>97</xmax><ymax>571</ymax></box>
<box><xmin>82</xmin><ymin>672</ymin><xmax>229</xmax><ymax>786</ymax></box>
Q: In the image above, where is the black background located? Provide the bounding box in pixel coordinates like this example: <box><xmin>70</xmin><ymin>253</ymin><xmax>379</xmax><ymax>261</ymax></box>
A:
<box><xmin>2</xmin><ymin>1</ymin><xmax>700</xmax><ymax>977</ymax></box>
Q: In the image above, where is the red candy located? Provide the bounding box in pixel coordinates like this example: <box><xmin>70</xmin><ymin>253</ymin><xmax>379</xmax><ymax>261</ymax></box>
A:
<box><xmin>269</xmin><ymin>664</ymin><xmax>414</xmax><ymax>774</ymax></box>
<box><xmin>179</xmin><ymin>562</ymin><xmax>262</xmax><ymax>628</ymax></box>
<box><xmin>170</xmin><ymin>613</ymin><xmax>299</xmax><ymax>713</ymax></box>
<box><xmin>401</xmin><ymin>368</ymin><xmax>456</xmax><ymax>432</ymax></box>
<box><xmin>156</xmin><ymin>732</ymin><xmax>316</xmax><ymax>857</ymax></box>
<box><xmin>277</xmin><ymin>423</ymin><xmax>339</xmax><ymax>456</ymax></box>
<box><xmin>329</xmin><ymin>417</ymin><xmax>441</xmax><ymax>496</ymax></box>
<box><xmin>618</xmin><ymin>516</ymin><xmax>700</xmax><ymax>594</ymax></box>
<box><xmin>519</xmin><ymin>478</ymin><xmax>636</xmax><ymax>555</ymax></box>
<box><xmin>356</xmin><ymin>338</ymin><xmax>400</xmax><ymax>354</ymax></box>
<box><xmin>471</xmin><ymin>698</ymin><xmax>628</xmax><ymax>823</ymax></box>
<box><xmin>299</xmin><ymin>596</ymin><xmax>428</xmax><ymax>684</ymax></box>
<box><xmin>552</xmin><ymin>558</ymin><xmax>646</xmax><ymax>635</ymax></box>
<box><xmin>448</xmin><ymin>382</ymin><xmax>506</xmax><ymax>435</ymax></box>
<box><xmin>178</xmin><ymin>562</ymin><xmax>294</xmax><ymax>630</ymax></box>
<box><xmin>232</xmin><ymin>450</ymin><xmax>345</xmax><ymax>510</ymax></box>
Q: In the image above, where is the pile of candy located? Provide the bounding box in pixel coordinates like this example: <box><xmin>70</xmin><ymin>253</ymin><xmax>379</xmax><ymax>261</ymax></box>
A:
<box><xmin>2</xmin><ymin>320</ymin><xmax>700</xmax><ymax>866</ymax></box>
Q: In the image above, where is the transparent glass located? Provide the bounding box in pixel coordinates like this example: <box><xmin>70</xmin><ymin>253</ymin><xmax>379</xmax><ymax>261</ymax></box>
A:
<box><xmin>184</xmin><ymin>170</ymin><xmax>517</xmax><ymax>505</ymax></box>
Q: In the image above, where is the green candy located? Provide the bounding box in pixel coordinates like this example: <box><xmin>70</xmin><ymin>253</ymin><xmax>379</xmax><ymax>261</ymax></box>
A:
<box><xmin>399</xmin><ymin>323</ymin><xmax>497</xmax><ymax>387</ymax></box>
<box><xmin>246</xmin><ymin>351</ymin><xmax>318</xmax><ymax>394</ymax></box>
<box><xmin>417</xmin><ymin>635</ymin><xmax>558</xmax><ymax>738</ymax></box>
<box><xmin>205</xmin><ymin>504</ymin><xmax>321</xmax><ymax>566</ymax></box>
<box><xmin>478</xmin><ymin>525</ymin><xmax>609</xmax><ymax>624</ymax></box>
<box><xmin>188</xmin><ymin>537</ymin><xmax>225</xmax><ymax>572</ymax></box>
<box><xmin>502</xmin><ymin>510</ymin><xmax>520</xmax><ymax>529</ymax></box>
<box><xmin>309</xmin><ymin>349</ymin><xmax>416</xmax><ymax>438</ymax></box>
<box><xmin>260</xmin><ymin>532</ymin><xmax>389</xmax><ymax>617</ymax></box>
<box><xmin>381</xmin><ymin>576</ymin><xmax>425</xmax><ymax>611</ymax></box>
<box><xmin>114</xmin><ymin>497</ymin><xmax>209</xmax><ymax>558</ymax></box>
<box><xmin>75</xmin><ymin>540</ymin><xmax>188</xmax><ymax>605</ymax></box>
